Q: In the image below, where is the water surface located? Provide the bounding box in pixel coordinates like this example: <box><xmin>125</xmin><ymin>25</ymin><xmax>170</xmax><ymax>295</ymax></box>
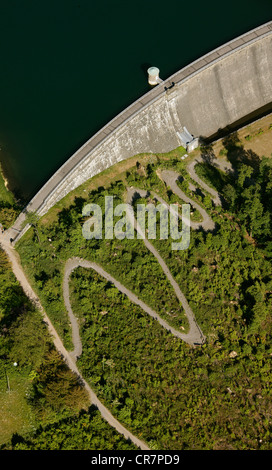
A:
<box><xmin>0</xmin><ymin>0</ymin><xmax>271</xmax><ymax>200</ymax></box>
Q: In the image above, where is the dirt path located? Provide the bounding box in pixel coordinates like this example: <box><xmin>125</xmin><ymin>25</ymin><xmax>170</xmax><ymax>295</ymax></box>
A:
<box><xmin>0</xmin><ymin>234</ymin><xmax>76</xmax><ymax>373</ymax></box>
<box><xmin>159</xmin><ymin>169</ymin><xmax>215</xmax><ymax>231</ymax></box>
<box><xmin>64</xmin><ymin>176</ymin><xmax>211</xmax><ymax>370</ymax></box>
<box><xmin>0</xmin><ymin>234</ymin><xmax>150</xmax><ymax>450</ymax></box>
<box><xmin>186</xmin><ymin>156</ymin><xmax>233</xmax><ymax>206</ymax></box>
<box><xmin>127</xmin><ymin>192</ymin><xmax>206</xmax><ymax>345</ymax></box>
<box><xmin>0</xmin><ymin>156</ymin><xmax>227</xmax><ymax>449</ymax></box>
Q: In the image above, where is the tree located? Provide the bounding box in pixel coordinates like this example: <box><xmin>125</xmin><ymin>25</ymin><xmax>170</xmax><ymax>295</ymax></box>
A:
<box><xmin>237</xmin><ymin>164</ymin><xmax>254</xmax><ymax>188</ymax></box>
<box><xmin>22</xmin><ymin>211</ymin><xmax>41</xmax><ymax>243</ymax></box>
<box><xmin>222</xmin><ymin>184</ymin><xmax>237</xmax><ymax>209</ymax></box>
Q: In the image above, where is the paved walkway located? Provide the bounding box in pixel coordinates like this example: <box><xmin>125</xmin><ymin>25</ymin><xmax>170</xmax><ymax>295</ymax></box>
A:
<box><xmin>158</xmin><ymin>169</ymin><xmax>215</xmax><ymax>230</ymax></box>
<box><xmin>0</xmin><ymin>156</ymin><xmax>231</xmax><ymax>448</ymax></box>
<box><xmin>63</xmin><ymin>157</ymin><xmax>235</xmax><ymax>356</ymax></box>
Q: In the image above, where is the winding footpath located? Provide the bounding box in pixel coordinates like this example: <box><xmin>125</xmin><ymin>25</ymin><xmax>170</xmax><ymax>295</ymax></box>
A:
<box><xmin>0</xmin><ymin>155</ymin><xmax>231</xmax><ymax>449</ymax></box>
<box><xmin>156</xmin><ymin>169</ymin><xmax>215</xmax><ymax>231</ymax></box>
<box><xmin>186</xmin><ymin>156</ymin><xmax>234</xmax><ymax>206</ymax></box>
<box><xmin>0</xmin><ymin>232</ymin><xmax>150</xmax><ymax>450</ymax></box>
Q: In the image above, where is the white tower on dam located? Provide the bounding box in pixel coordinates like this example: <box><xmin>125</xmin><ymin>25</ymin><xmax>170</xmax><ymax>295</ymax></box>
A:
<box><xmin>148</xmin><ymin>66</ymin><xmax>163</xmax><ymax>86</ymax></box>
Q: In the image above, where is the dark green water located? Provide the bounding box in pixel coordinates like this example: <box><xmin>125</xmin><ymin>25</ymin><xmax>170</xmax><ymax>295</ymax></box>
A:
<box><xmin>0</xmin><ymin>0</ymin><xmax>271</xmax><ymax>201</ymax></box>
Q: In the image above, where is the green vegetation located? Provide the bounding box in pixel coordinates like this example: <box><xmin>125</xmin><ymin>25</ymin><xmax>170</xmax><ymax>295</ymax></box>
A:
<box><xmin>0</xmin><ymin>247</ymin><xmax>88</xmax><ymax>444</ymax></box>
<box><xmin>22</xmin><ymin>211</ymin><xmax>42</xmax><ymax>244</ymax></box>
<box><xmin>245</xmin><ymin>128</ymin><xmax>264</xmax><ymax>141</ymax></box>
<box><xmin>11</xmin><ymin>133</ymin><xmax>272</xmax><ymax>449</ymax></box>
<box><xmin>1</xmin><ymin>125</ymin><xmax>272</xmax><ymax>449</ymax></box>
<box><xmin>0</xmin><ymin>371</ymin><xmax>35</xmax><ymax>446</ymax></box>
<box><xmin>0</xmin><ymin>165</ymin><xmax>20</xmax><ymax>229</ymax></box>
<box><xmin>5</xmin><ymin>406</ymin><xmax>137</xmax><ymax>450</ymax></box>
<box><xmin>16</xmin><ymin>176</ymin><xmax>191</xmax><ymax>347</ymax></box>
<box><xmin>0</xmin><ymin>247</ymin><xmax>135</xmax><ymax>449</ymax></box>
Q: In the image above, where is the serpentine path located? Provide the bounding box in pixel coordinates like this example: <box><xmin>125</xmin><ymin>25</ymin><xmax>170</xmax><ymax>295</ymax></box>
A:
<box><xmin>0</xmin><ymin>155</ymin><xmax>231</xmax><ymax>450</ymax></box>
<box><xmin>186</xmin><ymin>156</ymin><xmax>234</xmax><ymax>206</ymax></box>
<box><xmin>65</xmin><ymin>166</ymin><xmax>222</xmax><ymax>361</ymax></box>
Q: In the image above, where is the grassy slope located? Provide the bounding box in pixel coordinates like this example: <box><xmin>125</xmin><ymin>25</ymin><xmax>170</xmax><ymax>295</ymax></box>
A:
<box><xmin>0</xmin><ymin>164</ymin><xmax>20</xmax><ymax>229</ymax></box>
<box><xmin>0</xmin><ymin>372</ymin><xmax>36</xmax><ymax>446</ymax></box>
<box><xmin>4</xmin><ymin>115</ymin><xmax>272</xmax><ymax>449</ymax></box>
<box><xmin>15</xmin><ymin>128</ymin><xmax>272</xmax><ymax>449</ymax></box>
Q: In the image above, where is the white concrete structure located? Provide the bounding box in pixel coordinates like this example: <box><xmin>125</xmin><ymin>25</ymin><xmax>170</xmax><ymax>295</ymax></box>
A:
<box><xmin>148</xmin><ymin>66</ymin><xmax>163</xmax><ymax>85</ymax></box>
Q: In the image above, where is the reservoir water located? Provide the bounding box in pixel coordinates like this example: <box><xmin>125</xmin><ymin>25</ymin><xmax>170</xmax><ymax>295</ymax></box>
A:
<box><xmin>0</xmin><ymin>0</ymin><xmax>271</xmax><ymax>201</ymax></box>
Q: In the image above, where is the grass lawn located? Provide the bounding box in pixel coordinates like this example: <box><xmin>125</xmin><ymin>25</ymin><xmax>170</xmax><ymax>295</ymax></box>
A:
<box><xmin>0</xmin><ymin>369</ymin><xmax>36</xmax><ymax>446</ymax></box>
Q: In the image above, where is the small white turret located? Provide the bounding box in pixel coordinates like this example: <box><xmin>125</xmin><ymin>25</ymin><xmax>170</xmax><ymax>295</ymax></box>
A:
<box><xmin>147</xmin><ymin>67</ymin><xmax>163</xmax><ymax>86</ymax></box>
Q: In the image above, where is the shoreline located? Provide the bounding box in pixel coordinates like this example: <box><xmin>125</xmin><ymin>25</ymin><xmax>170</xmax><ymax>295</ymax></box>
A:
<box><xmin>0</xmin><ymin>163</ymin><xmax>10</xmax><ymax>191</ymax></box>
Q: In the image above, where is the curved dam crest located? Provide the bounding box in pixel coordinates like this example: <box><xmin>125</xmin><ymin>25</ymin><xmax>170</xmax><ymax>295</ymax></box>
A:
<box><xmin>7</xmin><ymin>21</ymin><xmax>272</xmax><ymax>242</ymax></box>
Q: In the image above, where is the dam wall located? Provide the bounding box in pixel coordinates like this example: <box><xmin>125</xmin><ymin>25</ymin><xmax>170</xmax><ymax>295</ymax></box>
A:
<box><xmin>9</xmin><ymin>21</ymin><xmax>272</xmax><ymax>241</ymax></box>
<box><xmin>173</xmin><ymin>33</ymin><xmax>272</xmax><ymax>138</ymax></box>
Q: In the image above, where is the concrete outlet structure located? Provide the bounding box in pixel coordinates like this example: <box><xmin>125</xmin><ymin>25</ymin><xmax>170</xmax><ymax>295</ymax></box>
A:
<box><xmin>148</xmin><ymin>67</ymin><xmax>163</xmax><ymax>86</ymax></box>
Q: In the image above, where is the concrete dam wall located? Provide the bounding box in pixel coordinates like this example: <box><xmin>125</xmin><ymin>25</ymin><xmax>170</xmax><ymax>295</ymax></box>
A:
<box><xmin>174</xmin><ymin>34</ymin><xmax>272</xmax><ymax>139</ymax></box>
<box><xmin>9</xmin><ymin>21</ymin><xmax>272</xmax><ymax>240</ymax></box>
